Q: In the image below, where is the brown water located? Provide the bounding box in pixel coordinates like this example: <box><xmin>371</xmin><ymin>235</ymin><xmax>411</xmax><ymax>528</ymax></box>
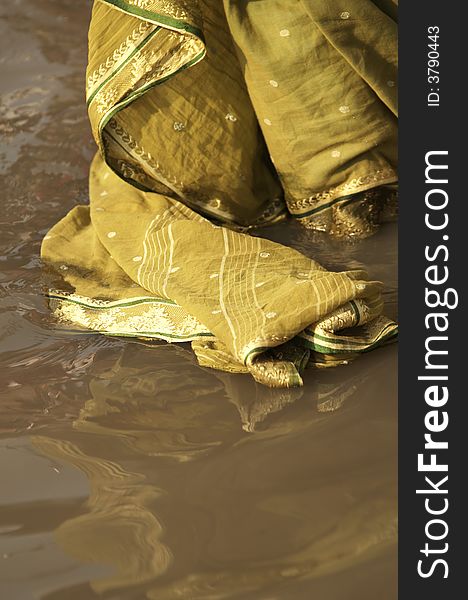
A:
<box><xmin>0</xmin><ymin>2</ymin><xmax>398</xmax><ymax>599</ymax></box>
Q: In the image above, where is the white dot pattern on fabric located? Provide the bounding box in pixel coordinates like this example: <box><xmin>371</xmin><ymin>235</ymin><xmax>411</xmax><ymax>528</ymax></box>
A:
<box><xmin>132</xmin><ymin>256</ymin><xmax>142</xmax><ymax>262</ymax></box>
<box><xmin>170</xmin><ymin>266</ymin><xmax>180</xmax><ymax>273</ymax></box>
<box><xmin>107</xmin><ymin>231</ymin><xmax>116</xmax><ymax>238</ymax></box>
<box><xmin>340</xmin><ymin>12</ymin><xmax>350</xmax><ymax>19</ymax></box>
<box><xmin>100</xmin><ymin>191</ymin><xmax>108</xmax><ymax>197</ymax></box>
<box><xmin>269</xmin><ymin>80</ymin><xmax>279</xmax><ymax>88</ymax></box>
<box><xmin>173</xmin><ymin>122</ymin><xmax>186</xmax><ymax>131</ymax></box>
<box><xmin>260</xmin><ymin>252</ymin><xmax>270</xmax><ymax>258</ymax></box>
<box><xmin>387</xmin><ymin>80</ymin><xmax>395</xmax><ymax>87</ymax></box>
<box><xmin>225</xmin><ymin>113</ymin><xmax>237</xmax><ymax>122</ymax></box>
<box><xmin>212</xmin><ymin>309</ymin><xmax>222</xmax><ymax>314</ymax></box>
<box><xmin>331</xmin><ymin>150</ymin><xmax>341</xmax><ymax>158</ymax></box>
<box><xmin>44</xmin><ymin>235</ymin><xmax>52</xmax><ymax>240</ymax></box>
<box><xmin>339</xmin><ymin>105</ymin><xmax>350</xmax><ymax>114</ymax></box>
<box><xmin>95</xmin><ymin>207</ymin><xmax>105</xmax><ymax>212</ymax></box>
<box><xmin>263</xmin><ymin>118</ymin><xmax>272</xmax><ymax>126</ymax></box>
<box><xmin>266</xmin><ymin>311</ymin><xmax>277</xmax><ymax>319</ymax></box>
<box><xmin>60</xmin><ymin>265</ymin><xmax>68</xmax><ymax>271</ymax></box>
<box><xmin>255</xmin><ymin>282</ymin><xmax>265</xmax><ymax>288</ymax></box>
<box><xmin>356</xmin><ymin>283</ymin><xmax>366</xmax><ymax>290</ymax></box>
<box><xmin>280</xmin><ymin>29</ymin><xmax>290</xmax><ymax>37</ymax></box>
<box><xmin>209</xmin><ymin>273</ymin><xmax>219</xmax><ymax>279</ymax></box>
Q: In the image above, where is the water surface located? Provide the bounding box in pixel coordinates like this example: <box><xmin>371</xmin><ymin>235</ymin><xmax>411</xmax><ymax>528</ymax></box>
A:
<box><xmin>0</xmin><ymin>2</ymin><xmax>397</xmax><ymax>598</ymax></box>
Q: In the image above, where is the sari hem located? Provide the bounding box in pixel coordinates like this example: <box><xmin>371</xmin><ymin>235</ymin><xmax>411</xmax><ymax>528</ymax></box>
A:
<box><xmin>46</xmin><ymin>291</ymin><xmax>214</xmax><ymax>343</ymax></box>
<box><xmin>288</xmin><ymin>170</ymin><xmax>398</xmax><ymax>217</ymax></box>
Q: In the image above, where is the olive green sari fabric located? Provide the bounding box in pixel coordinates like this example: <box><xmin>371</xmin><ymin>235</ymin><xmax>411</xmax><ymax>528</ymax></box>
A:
<box><xmin>41</xmin><ymin>0</ymin><xmax>398</xmax><ymax>387</ymax></box>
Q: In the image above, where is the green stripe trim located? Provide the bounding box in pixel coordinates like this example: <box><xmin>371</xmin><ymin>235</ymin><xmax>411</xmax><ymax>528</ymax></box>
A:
<box><xmin>242</xmin><ymin>324</ymin><xmax>398</xmax><ymax>364</ymax></box>
<box><xmin>302</xmin><ymin>331</ymin><xmax>369</xmax><ymax>348</ymax></box>
<box><xmin>47</xmin><ymin>293</ymin><xmax>177</xmax><ymax>309</ymax></box>
<box><xmin>313</xmin><ymin>332</ymin><xmax>373</xmax><ymax>347</ymax></box>
<box><xmin>299</xmin><ymin>327</ymin><xmax>398</xmax><ymax>354</ymax></box>
<box><xmin>87</xmin><ymin>27</ymin><xmax>161</xmax><ymax>107</ymax></box>
<box><xmin>100</xmin><ymin>0</ymin><xmax>204</xmax><ymax>38</ymax></box>
<box><xmin>302</xmin><ymin>324</ymin><xmax>398</xmax><ymax>347</ymax></box>
<box><xmin>105</xmin><ymin>330</ymin><xmax>213</xmax><ymax>340</ymax></box>
<box><xmin>300</xmin><ymin>336</ymin><xmax>397</xmax><ymax>355</ymax></box>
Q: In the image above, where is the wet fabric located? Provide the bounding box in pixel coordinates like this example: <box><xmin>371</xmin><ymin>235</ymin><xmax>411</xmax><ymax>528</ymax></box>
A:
<box><xmin>41</xmin><ymin>0</ymin><xmax>398</xmax><ymax>387</ymax></box>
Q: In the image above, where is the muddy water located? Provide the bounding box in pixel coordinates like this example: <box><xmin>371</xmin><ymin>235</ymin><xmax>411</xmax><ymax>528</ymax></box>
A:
<box><xmin>0</xmin><ymin>2</ymin><xmax>398</xmax><ymax>599</ymax></box>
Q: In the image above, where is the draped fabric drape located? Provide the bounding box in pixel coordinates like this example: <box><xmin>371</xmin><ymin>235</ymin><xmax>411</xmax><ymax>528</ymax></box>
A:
<box><xmin>42</xmin><ymin>0</ymin><xmax>398</xmax><ymax>387</ymax></box>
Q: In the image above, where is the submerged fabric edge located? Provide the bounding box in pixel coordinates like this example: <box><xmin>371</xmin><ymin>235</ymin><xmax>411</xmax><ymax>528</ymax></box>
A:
<box><xmin>45</xmin><ymin>292</ymin><xmax>397</xmax><ymax>358</ymax></box>
<box><xmin>289</xmin><ymin>173</ymin><xmax>398</xmax><ymax>217</ymax></box>
<box><xmin>46</xmin><ymin>292</ymin><xmax>214</xmax><ymax>342</ymax></box>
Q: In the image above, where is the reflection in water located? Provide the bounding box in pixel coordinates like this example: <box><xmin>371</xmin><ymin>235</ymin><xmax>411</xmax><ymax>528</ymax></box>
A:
<box><xmin>219</xmin><ymin>373</ymin><xmax>304</xmax><ymax>433</ymax></box>
<box><xmin>33</xmin><ymin>435</ymin><xmax>171</xmax><ymax>595</ymax></box>
<box><xmin>31</xmin><ymin>345</ymin><xmax>396</xmax><ymax>599</ymax></box>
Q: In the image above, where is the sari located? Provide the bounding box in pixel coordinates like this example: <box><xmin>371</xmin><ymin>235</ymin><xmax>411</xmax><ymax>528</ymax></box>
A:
<box><xmin>42</xmin><ymin>0</ymin><xmax>398</xmax><ymax>387</ymax></box>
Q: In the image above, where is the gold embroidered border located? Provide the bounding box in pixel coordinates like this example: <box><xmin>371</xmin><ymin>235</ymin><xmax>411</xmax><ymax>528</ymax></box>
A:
<box><xmin>86</xmin><ymin>21</ymin><xmax>156</xmax><ymax>99</ymax></box>
<box><xmin>288</xmin><ymin>168</ymin><xmax>398</xmax><ymax>215</ymax></box>
<box><xmin>48</xmin><ymin>292</ymin><xmax>213</xmax><ymax>342</ymax></box>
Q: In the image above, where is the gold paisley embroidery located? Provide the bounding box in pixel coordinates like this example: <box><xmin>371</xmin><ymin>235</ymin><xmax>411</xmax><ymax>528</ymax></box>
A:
<box><xmin>300</xmin><ymin>315</ymin><xmax>397</xmax><ymax>353</ymax></box>
<box><xmin>288</xmin><ymin>168</ymin><xmax>397</xmax><ymax>214</ymax></box>
<box><xmin>86</xmin><ymin>21</ymin><xmax>155</xmax><ymax>99</ymax></box>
